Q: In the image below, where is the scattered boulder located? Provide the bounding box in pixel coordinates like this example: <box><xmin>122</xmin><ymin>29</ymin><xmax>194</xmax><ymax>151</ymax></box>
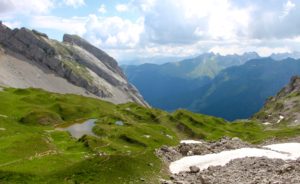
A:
<box><xmin>157</xmin><ymin>137</ymin><xmax>252</xmax><ymax>163</ymax></box>
<box><xmin>189</xmin><ymin>166</ymin><xmax>200</xmax><ymax>173</ymax></box>
<box><xmin>159</xmin><ymin>137</ymin><xmax>300</xmax><ymax>184</ymax></box>
<box><xmin>277</xmin><ymin>164</ymin><xmax>295</xmax><ymax>174</ymax></box>
<box><xmin>156</xmin><ymin>145</ymin><xmax>182</xmax><ymax>163</ymax></box>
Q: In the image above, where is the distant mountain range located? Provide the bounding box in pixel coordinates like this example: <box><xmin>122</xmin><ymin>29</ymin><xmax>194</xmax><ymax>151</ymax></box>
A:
<box><xmin>123</xmin><ymin>53</ymin><xmax>300</xmax><ymax>120</ymax></box>
<box><xmin>120</xmin><ymin>56</ymin><xmax>190</xmax><ymax>65</ymax></box>
<box><xmin>270</xmin><ymin>52</ymin><xmax>300</xmax><ymax>61</ymax></box>
<box><xmin>122</xmin><ymin>52</ymin><xmax>260</xmax><ymax>111</ymax></box>
<box><xmin>188</xmin><ymin>58</ymin><xmax>300</xmax><ymax>120</ymax></box>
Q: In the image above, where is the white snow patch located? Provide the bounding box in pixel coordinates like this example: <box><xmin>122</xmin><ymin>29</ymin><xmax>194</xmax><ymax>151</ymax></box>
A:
<box><xmin>264</xmin><ymin>143</ymin><xmax>300</xmax><ymax>158</ymax></box>
<box><xmin>143</xmin><ymin>135</ymin><xmax>151</xmax><ymax>138</ymax></box>
<box><xmin>263</xmin><ymin>122</ymin><xmax>271</xmax><ymax>125</ymax></box>
<box><xmin>180</xmin><ymin>140</ymin><xmax>202</xmax><ymax>144</ymax></box>
<box><xmin>169</xmin><ymin>143</ymin><xmax>300</xmax><ymax>174</ymax></box>
<box><xmin>276</xmin><ymin>115</ymin><xmax>285</xmax><ymax>123</ymax></box>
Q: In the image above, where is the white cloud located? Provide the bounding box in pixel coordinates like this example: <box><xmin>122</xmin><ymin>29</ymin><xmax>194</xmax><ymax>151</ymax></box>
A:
<box><xmin>3</xmin><ymin>0</ymin><xmax>300</xmax><ymax>63</ymax></box>
<box><xmin>137</xmin><ymin>0</ymin><xmax>252</xmax><ymax>45</ymax></box>
<box><xmin>2</xmin><ymin>21</ymin><xmax>21</xmax><ymax>29</ymax></box>
<box><xmin>0</xmin><ymin>0</ymin><xmax>54</xmax><ymax>15</ymax></box>
<box><xmin>118</xmin><ymin>0</ymin><xmax>300</xmax><ymax>61</ymax></box>
<box><xmin>133</xmin><ymin>0</ymin><xmax>156</xmax><ymax>12</ymax></box>
<box><xmin>84</xmin><ymin>15</ymin><xmax>144</xmax><ymax>49</ymax></box>
<box><xmin>98</xmin><ymin>4</ymin><xmax>107</xmax><ymax>14</ymax></box>
<box><xmin>30</xmin><ymin>16</ymin><xmax>87</xmax><ymax>36</ymax></box>
<box><xmin>28</xmin><ymin>13</ymin><xmax>144</xmax><ymax>50</ymax></box>
<box><xmin>116</xmin><ymin>4</ymin><xmax>129</xmax><ymax>12</ymax></box>
<box><xmin>88</xmin><ymin>0</ymin><xmax>300</xmax><ymax>61</ymax></box>
<box><xmin>249</xmin><ymin>0</ymin><xmax>300</xmax><ymax>39</ymax></box>
<box><xmin>210</xmin><ymin>45</ymin><xmax>247</xmax><ymax>56</ymax></box>
<box><xmin>256</xmin><ymin>46</ymin><xmax>291</xmax><ymax>57</ymax></box>
<box><xmin>282</xmin><ymin>0</ymin><xmax>295</xmax><ymax>17</ymax></box>
<box><xmin>63</xmin><ymin>0</ymin><xmax>85</xmax><ymax>8</ymax></box>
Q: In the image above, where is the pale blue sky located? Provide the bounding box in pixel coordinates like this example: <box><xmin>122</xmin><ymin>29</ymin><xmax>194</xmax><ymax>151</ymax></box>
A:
<box><xmin>1</xmin><ymin>0</ymin><xmax>300</xmax><ymax>64</ymax></box>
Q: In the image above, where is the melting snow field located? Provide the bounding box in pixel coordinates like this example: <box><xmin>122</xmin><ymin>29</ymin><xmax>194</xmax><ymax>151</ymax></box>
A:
<box><xmin>170</xmin><ymin>143</ymin><xmax>300</xmax><ymax>174</ymax></box>
<box><xmin>263</xmin><ymin>143</ymin><xmax>300</xmax><ymax>157</ymax></box>
<box><xmin>180</xmin><ymin>140</ymin><xmax>202</xmax><ymax>144</ymax></box>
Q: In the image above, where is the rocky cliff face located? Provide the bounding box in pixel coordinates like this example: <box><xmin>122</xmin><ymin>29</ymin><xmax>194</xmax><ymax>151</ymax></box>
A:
<box><xmin>0</xmin><ymin>22</ymin><xmax>148</xmax><ymax>106</ymax></box>
<box><xmin>253</xmin><ymin>76</ymin><xmax>300</xmax><ymax>126</ymax></box>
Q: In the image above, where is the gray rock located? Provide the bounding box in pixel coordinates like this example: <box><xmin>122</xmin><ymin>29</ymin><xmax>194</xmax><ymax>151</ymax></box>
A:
<box><xmin>160</xmin><ymin>179</ymin><xmax>172</xmax><ymax>184</ymax></box>
<box><xmin>63</xmin><ymin>34</ymin><xmax>123</xmax><ymax>77</ymax></box>
<box><xmin>189</xmin><ymin>166</ymin><xmax>200</xmax><ymax>173</ymax></box>
<box><xmin>0</xmin><ymin>23</ymin><xmax>148</xmax><ymax>106</ymax></box>
<box><xmin>253</xmin><ymin>76</ymin><xmax>300</xmax><ymax>126</ymax></box>
<box><xmin>277</xmin><ymin>164</ymin><xmax>295</xmax><ymax>174</ymax></box>
<box><xmin>158</xmin><ymin>137</ymin><xmax>300</xmax><ymax>184</ymax></box>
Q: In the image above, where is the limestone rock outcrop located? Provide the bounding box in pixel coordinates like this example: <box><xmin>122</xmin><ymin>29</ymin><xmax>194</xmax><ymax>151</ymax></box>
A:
<box><xmin>0</xmin><ymin>22</ymin><xmax>148</xmax><ymax>106</ymax></box>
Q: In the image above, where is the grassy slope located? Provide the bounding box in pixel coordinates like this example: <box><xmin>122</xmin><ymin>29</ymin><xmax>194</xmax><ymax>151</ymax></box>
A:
<box><xmin>254</xmin><ymin>90</ymin><xmax>300</xmax><ymax>126</ymax></box>
<box><xmin>0</xmin><ymin>88</ymin><xmax>299</xmax><ymax>183</ymax></box>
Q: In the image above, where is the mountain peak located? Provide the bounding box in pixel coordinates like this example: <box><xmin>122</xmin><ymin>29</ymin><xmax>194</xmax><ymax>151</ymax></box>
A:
<box><xmin>242</xmin><ymin>51</ymin><xmax>259</xmax><ymax>57</ymax></box>
<box><xmin>277</xmin><ymin>76</ymin><xmax>300</xmax><ymax>98</ymax></box>
<box><xmin>63</xmin><ymin>33</ymin><xmax>124</xmax><ymax>77</ymax></box>
<box><xmin>254</xmin><ymin>75</ymin><xmax>300</xmax><ymax>126</ymax></box>
<box><xmin>63</xmin><ymin>34</ymin><xmax>87</xmax><ymax>45</ymax></box>
<box><xmin>0</xmin><ymin>23</ymin><xmax>147</xmax><ymax>106</ymax></box>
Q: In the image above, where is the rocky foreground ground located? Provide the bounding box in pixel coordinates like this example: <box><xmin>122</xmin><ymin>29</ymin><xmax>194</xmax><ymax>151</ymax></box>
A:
<box><xmin>157</xmin><ymin>137</ymin><xmax>300</xmax><ymax>184</ymax></box>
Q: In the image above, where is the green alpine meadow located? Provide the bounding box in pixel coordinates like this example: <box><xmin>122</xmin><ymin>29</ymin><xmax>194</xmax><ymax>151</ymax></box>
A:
<box><xmin>0</xmin><ymin>87</ymin><xmax>299</xmax><ymax>183</ymax></box>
